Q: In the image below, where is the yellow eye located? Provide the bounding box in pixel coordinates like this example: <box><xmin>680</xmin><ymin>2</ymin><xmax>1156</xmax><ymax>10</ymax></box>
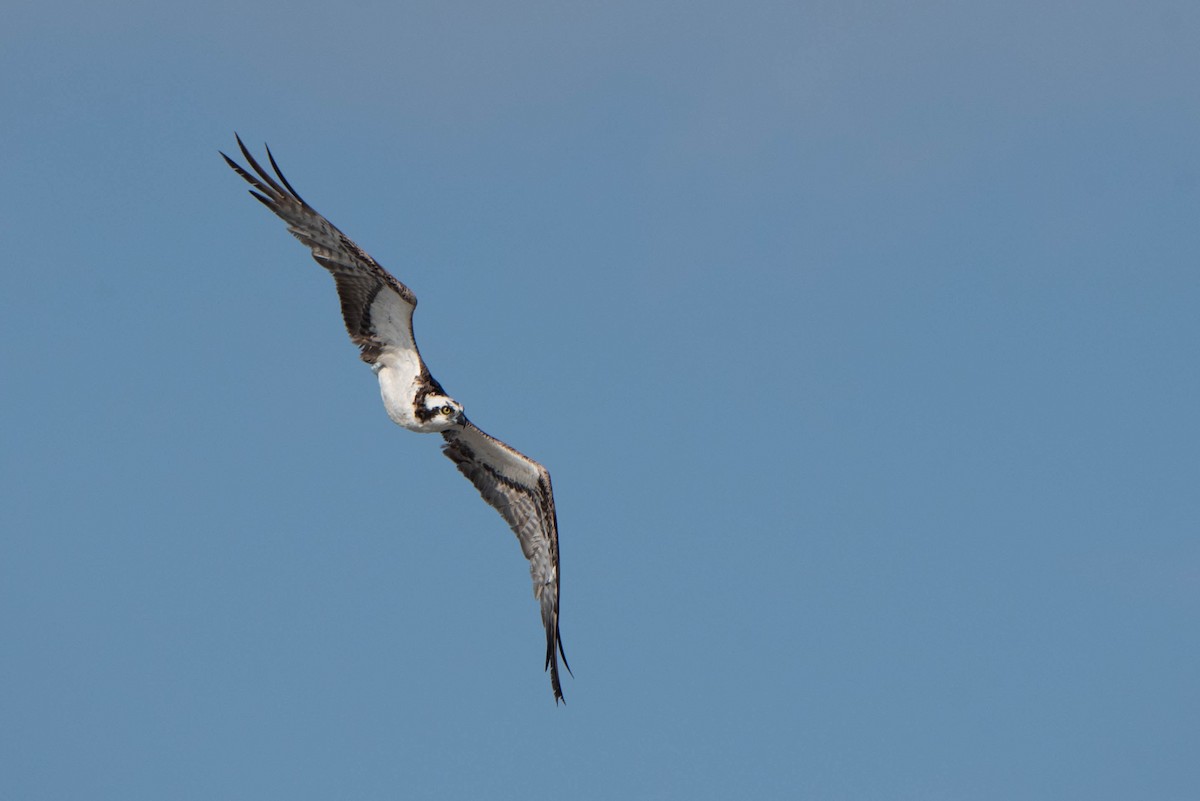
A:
<box><xmin>440</xmin><ymin>405</ymin><xmax>454</xmax><ymax>415</ymax></box>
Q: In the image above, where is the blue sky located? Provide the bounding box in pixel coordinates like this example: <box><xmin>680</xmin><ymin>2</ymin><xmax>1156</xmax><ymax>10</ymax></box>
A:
<box><xmin>2</xmin><ymin>1</ymin><xmax>1197</xmax><ymax>798</ymax></box>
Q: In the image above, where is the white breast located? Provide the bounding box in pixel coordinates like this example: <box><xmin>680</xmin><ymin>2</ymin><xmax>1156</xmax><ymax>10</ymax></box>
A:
<box><xmin>374</xmin><ymin>349</ymin><xmax>426</xmax><ymax>431</ymax></box>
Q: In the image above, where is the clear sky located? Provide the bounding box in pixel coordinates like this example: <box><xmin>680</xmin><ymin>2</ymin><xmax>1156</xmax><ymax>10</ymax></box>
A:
<box><xmin>2</xmin><ymin>1</ymin><xmax>1197</xmax><ymax>798</ymax></box>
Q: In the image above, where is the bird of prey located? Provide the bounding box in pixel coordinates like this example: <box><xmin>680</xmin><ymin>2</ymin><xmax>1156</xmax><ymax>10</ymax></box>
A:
<box><xmin>222</xmin><ymin>135</ymin><xmax>569</xmax><ymax>702</ymax></box>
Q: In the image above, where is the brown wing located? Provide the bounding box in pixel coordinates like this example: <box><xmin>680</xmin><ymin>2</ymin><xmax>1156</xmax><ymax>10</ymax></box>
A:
<box><xmin>222</xmin><ymin>135</ymin><xmax>420</xmax><ymax>364</ymax></box>
<box><xmin>442</xmin><ymin>420</ymin><xmax>570</xmax><ymax>703</ymax></box>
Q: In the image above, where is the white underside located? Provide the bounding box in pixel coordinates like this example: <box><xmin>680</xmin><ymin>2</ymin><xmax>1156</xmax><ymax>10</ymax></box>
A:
<box><xmin>366</xmin><ymin>288</ymin><xmax>440</xmax><ymax>433</ymax></box>
<box><xmin>375</xmin><ymin>348</ymin><xmax>427</xmax><ymax>431</ymax></box>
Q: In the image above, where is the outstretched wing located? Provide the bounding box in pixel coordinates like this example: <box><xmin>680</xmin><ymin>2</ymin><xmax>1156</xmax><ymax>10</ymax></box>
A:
<box><xmin>442</xmin><ymin>420</ymin><xmax>570</xmax><ymax>703</ymax></box>
<box><xmin>221</xmin><ymin>135</ymin><xmax>420</xmax><ymax>365</ymax></box>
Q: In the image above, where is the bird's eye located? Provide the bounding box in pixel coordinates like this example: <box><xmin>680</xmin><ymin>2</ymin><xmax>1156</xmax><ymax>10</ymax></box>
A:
<box><xmin>440</xmin><ymin>405</ymin><xmax>454</xmax><ymax>415</ymax></box>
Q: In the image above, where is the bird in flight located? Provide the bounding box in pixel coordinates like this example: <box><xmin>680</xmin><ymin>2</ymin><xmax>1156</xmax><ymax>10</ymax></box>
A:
<box><xmin>222</xmin><ymin>135</ymin><xmax>570</xmax><ymax>702</ymax></box>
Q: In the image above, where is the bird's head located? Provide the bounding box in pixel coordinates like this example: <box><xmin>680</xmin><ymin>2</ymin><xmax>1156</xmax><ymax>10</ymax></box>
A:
<box><xmin>420</xmin><ymin>394</ymin><xmax>465</xmax><ymax>431</ymax></box>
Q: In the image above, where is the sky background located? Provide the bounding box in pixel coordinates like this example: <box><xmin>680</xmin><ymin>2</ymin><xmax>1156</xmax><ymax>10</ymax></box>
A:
<box><xmin>2</xmin><ymin>1</ymin><xmax>1198</xmax><ymax>798</ymax></box>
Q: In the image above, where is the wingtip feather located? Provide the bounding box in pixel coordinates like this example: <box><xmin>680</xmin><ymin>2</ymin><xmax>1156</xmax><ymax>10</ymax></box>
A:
<box><xmin>265</xmin><ymin>142</ymin><xmax>307</xmax><ymax>205</ymax></box>
<box><xmin>546</xmin><ymin>616</ymin><xmax>569</xmax><ymax>704</ymax></box>
<box><xmin>231</xmin><ymin>135</ymin><xmax>288</xmax><ymax>198</ymax></box>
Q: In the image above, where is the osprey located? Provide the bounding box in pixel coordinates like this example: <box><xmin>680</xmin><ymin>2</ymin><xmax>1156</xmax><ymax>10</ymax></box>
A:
<box><xmin>222</xmin><ymin>135</ymin><xmax>570</xmax><ymax>703</ymax></box>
